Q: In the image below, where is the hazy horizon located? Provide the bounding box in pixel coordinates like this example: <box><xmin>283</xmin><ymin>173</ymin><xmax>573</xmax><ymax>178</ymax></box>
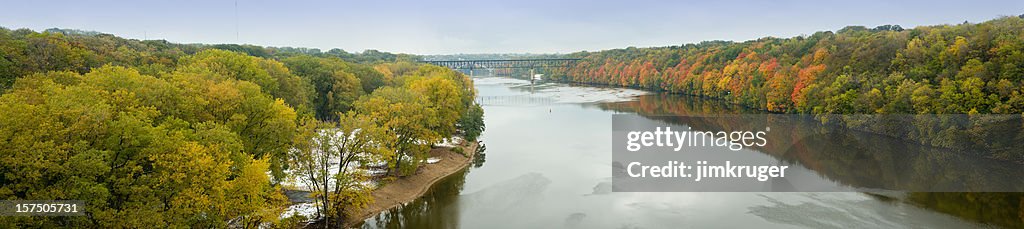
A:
<box><xmin>2</xmin><ymin>0</ymin><xmax>1022</xmax><ymax>55</ymax></box>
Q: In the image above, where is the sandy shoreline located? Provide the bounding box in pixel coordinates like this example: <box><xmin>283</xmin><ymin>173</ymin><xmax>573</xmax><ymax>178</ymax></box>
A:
<box><xmin>343</xmin><ymin>141</ymin><xmax>478</xmax><ymax>228</ymax></box>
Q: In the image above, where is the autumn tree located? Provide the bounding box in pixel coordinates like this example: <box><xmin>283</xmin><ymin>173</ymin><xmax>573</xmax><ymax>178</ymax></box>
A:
<box><xmin>354</xmin><ymin>87</ymin><xmax>438</xmax><ymax>176</ymax></box>
<box><xmin>0</xmin><ymin>66</ymin><xmax>288</xmax><ymax>228</ymax></box>
<box><xmin>288</xmin><ymin>112</ymin><xmax>385</xmax><ymax>227</ymax></box>
<box><xmin>283</xmin><ymin>55</ymin><xmax>363</xmax><ymax>121</ymax></box>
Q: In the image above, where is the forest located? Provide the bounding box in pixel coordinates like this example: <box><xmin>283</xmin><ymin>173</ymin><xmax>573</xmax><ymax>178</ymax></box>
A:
<box><xmin>0</xmin><ymin>27</ymin><xmax>484</xmax><ymax>228</ymax></box>
<box><xmin>552</xmin><ymin>15</ymin><xmax>1024</xmax><ymax>116</ymax></box>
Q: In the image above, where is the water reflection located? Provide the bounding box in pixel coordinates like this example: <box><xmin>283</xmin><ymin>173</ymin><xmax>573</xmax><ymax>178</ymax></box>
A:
<box><xmin>362</xmin><ymin>168</ymin><xmax>468</xmax><ymax>229</ymax></box>
<box><xmin>602</xmin><ymin>93</ymin><xmax>1024</xmax><ymax>227</ymax></box>
<box><xmin>611</xmin><ymin>113</ymin><xmax>1024</xmax><ymax>192</ymax></box>
<box><xmin>360</xmin><ymin>78</ymin><xmax>1016</xmax><ymax>229</ymax></box>
<box><xmin>471</xmin><ymin>143</ymin><xmax>486</xmax><ymax>168</ymax></box>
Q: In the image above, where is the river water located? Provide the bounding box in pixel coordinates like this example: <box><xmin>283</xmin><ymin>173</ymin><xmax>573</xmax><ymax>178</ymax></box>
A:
<box><xmin>358</xmin><ymin>77</ymin><xmax>1009</xmax><ymax>229</ymax></box>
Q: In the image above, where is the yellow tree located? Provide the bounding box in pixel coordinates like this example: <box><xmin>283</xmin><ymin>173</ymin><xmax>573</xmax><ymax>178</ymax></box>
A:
<box><xmin>288</xmin><ymin>112</ymin><xmax>385</xmax><ymax>227</ymax></box>
<box><xmin>354</xmin><ymin>87</ymin><xmax>437</xmax><ymax>176</ymax></box>
<box><xmin>406</xmin><ymin>75</ymin><xmax>463</xmax><ymax>138</ymax></box>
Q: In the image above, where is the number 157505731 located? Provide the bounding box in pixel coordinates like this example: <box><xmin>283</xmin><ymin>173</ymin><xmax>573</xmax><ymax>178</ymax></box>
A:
<box><xmin>1</xmin><ymin>200</ymin><xmax>84</xmax><ymax>216</ymax></box>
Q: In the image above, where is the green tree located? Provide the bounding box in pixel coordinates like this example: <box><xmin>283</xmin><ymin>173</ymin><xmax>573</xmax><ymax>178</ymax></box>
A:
<box><xmin>0</xmin><ymin>66</ymin><xmax>287</xmax><ymax>228</ymax></box>
<box><xmin>176</xmin><ymin>49</ymin><xmax>311</xmax><ymax>111</ymax></box>
<box><xmin>354</xmin><ymin>87</ymin><xmax>437</xmax><ymax>176</ymax></box>
<box><xmin>283</xmin><ymin>55</ymin><xmax>364</xmax><ymax>121</ymax></box>
<box><xmin>459</xmin><ymin>103</ymin><xmax>486</xmax><ymax>142</ymax></box>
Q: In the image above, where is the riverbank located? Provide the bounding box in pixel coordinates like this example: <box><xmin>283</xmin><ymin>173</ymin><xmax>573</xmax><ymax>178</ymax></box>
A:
<box><xmin>343</xmin><ymin>140</ymin><xmax>479</xmax><ymax>228</ymax></box>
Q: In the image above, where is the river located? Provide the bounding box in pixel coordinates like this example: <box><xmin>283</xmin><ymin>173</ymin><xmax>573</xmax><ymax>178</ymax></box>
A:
<box><xmin>358</xmin><ymin>76</ymin><xmax>1015</xmax><ymax>228</ymax></box>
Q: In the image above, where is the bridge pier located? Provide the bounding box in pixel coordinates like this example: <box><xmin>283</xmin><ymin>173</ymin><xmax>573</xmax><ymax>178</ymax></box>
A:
<box><xmin>529</xmin><ymin>68</ymin><xmax>535</xmax><ymax>85</ymax></box>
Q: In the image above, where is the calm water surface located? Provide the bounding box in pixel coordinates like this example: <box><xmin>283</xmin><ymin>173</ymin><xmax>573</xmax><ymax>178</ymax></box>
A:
<box><xmin>360</xmin><ymin>77</ymin><xmax>997</xmax><ymax>229</ymax></box>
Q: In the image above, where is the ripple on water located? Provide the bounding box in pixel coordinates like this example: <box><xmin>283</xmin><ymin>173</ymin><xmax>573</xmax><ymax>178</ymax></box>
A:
<box><xmin>747</xmin><ymin>193</ymin><xmax>985</xmax><ymax>229</ymax></box>
<box><xmin>459</xmin><ymin>172</ymin><xmax>552</xmax><ymax>213</ymax></box>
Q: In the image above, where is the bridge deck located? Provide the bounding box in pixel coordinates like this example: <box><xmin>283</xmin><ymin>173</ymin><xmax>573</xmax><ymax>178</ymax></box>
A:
<box><xmin>420</xmin><ymin>58</ymin><xmax>581</xmax><ymax>69</ymax></box>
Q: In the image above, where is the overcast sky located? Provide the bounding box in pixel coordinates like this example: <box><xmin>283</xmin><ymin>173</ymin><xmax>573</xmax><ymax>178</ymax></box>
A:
<box><xmin>2</xmin><ymin>0</ymin><xmax>1022</xmax><ymax>54</ymax></box>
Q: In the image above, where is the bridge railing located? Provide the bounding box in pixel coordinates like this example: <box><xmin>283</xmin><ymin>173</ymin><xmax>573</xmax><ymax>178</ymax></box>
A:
<box><xmin>420</xmin><ymin>58</ymin><xmax>581</xmax><ymax>70</ymax></box>
<box><xmin>475</xmin><ymin>95</ymin><xmax>555</xmax><ymax>106</ymax></box>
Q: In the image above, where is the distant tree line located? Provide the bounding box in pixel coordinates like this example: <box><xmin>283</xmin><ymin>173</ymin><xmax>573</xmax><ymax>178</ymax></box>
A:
<box><xmin>552</xmin><ymin>16</ymin><xmax>1024</xmax><ymax>115</ymax></box>
<box><xmin>0</xmin><ymin>27</ymin><xmax>419</xmax><ymax>92</ymax></box>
